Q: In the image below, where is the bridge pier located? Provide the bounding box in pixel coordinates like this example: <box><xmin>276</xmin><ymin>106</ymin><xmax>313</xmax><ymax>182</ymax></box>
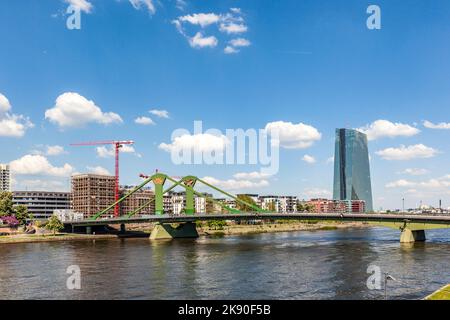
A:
<box><xmin>120</xmin><ymin>223</ymin><xmax>126</xmax><ymax>234</ymax></box>
<box><xmin>400</xmin><ymin>229</ymin><xmax>426</xmax><ymax>243</ymax></box>
<box><xmin>150</xmin><ymin>222</ymin><xmax>199</xmax><ymax>240</ymax></box>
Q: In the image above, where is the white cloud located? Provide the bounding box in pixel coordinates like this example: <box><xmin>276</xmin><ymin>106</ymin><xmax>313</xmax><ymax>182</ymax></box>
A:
<box><xmin>224</xmin><ymin>46</ymin><xmax>239</xmax><ymax>54</ymax></box>
<box><xmin>398</xmin><ymin>168</ymin><xmax>429</xmax><ymax>176</ymax></box>
<box><xmin>129</xmin><ymin>0</ymin><xmax>155</xmax><ymax>14</ymax></box>
<box><xmin>159</xmin><ymin>133</ymin><xmax>229</xmax><ymax>154</ymax></box>
<box><xmin>386</xmin><ymin>175</ymin><xmax>450</xmax><ymax>190</ymax></box>
<box><xmin>189</xmin><ymin>32</ymin><xmax>218</xmax><ymax>48</ymax></box>
<box><xmin>233</xmin><ymin>171</ymin><xmax>273</xmax><ymax>180</ymax></box>
<box><xmin>173</xmin><ymin>8</ymin><xmax>250</xmax><ymax>53</ymax></box>
<box><xmin>202</xmin><ymin>176</ymin><xmax>269</xmax><ymax>191</ymax></box>
<box><xmin>178</xmin><ymin>13</ymin><xmax>221</xmax><ymax>27</ymax></box>
<box><xmin>303</xmin><ymin>188</ymin><xmax>332</xmax><ymax>199</ymax></box>
<box><xmin>376</xmin><ymin>144</ymin><xmax>438</xmax><ymax>161</ymax></box>
<box><xmin>46</xmin><ymin>145</ymin><xmax>66</xmax><ymax>156</ymax></box>
<box><xmin>0</xmin><ymin>93</ymin><xmax>11</xmax><ymax>113</ymax></box>
<box><xmin>45</xmin><ymin>92</ymin><xmax>123</xmax><ymax>128</ymax></box>
<box><xmin>357</xmin><ymin>120</ymin><xmax>420</xmax><ymax>140</ymax></box>
<box><xmin>0</xmin><ymin>114</ymin><xmax>34</xmax><ymax>138</ymax></box>
<box><xmin>65</xmin><ymin>0</ymin><xmax>93</xmax><ymax>13</ymax></box>
<box><xmin>302</xmin><ymin>155</ymin><xmax>316</xmax><ymax>164</ymax></box>
<box><xmin>175</xmin><ymin>0</ymin><xmax>187</xmax><ymax>11</ymax></box>
<box><xmin>149</xmin><ymin>109</ymin><xmax>170</xmax><ymax>119</ymax></box>
<box><xmin>220</xmin><ymin>23</ymin><xmax>248</xmax><ymax>34</ymax></box>
<box><xmin>265</xmin><ymin>121</ymin><xmax>322</xmax><ymax>149</ymax></box>
<box><xmin>86</xmin><ymin>166</ymin><xmax>111</xmax><ymax>175</ymax></box>
<box><xmin>0</xmin><ymin>93</ymin><xmax>34</xmax><ymax>138</ymax></box>
<box><xmin>423</xmin><ymin>120</ymin><xmax>450</xmax><ymax>130</ymax></box>
<box><xmin>229</xmin><ymin>38</ymin><xmax>251</xmax><ymax>47</ymax></box>
<box><xmin>135</xmin><ymin>116</ymin><xmax>155</xmax><ymax>125</ymax></box>
<box><xmin>96</xmin><ymin>145</ymin><xmax>136</xmax><ymax>158</ymax></box>
<box><xmin>10</xmin><ymin>155</ymin><xmax>73</xmax><ymax>177</ymax></box>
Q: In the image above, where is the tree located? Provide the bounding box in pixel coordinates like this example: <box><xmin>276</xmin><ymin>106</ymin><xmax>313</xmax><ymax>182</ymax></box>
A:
<box><xmin>236</xmin><ymin>195</ymin><xmax>258</xmax><ymax>212</ymax></box>
<box><xmin>14</xmin><ymin>205</ymin><xmax>29</xmax><ymax>226</ymax></box>
<box><xmin>46</xmin><ymin>215</ymin><xmax>64</xmax><ymax>235</ymax></box>
<box><xmin>0</xmin><ymin>192</ymin><xmax>14</xmax><ymax>217</ymax></box>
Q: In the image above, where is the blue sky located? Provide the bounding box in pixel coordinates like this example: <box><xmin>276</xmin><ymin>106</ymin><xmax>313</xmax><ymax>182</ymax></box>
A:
<box><xmin>0</xmin><ymin>0</ymin><xmax>449</xmax><ymax>210</ymax></box>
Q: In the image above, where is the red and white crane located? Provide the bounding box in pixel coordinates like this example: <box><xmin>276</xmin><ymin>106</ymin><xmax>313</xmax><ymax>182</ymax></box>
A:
<box><xmin>71</xmin><ymin>140</ymin><xmax>135</xmax><ymax>217</ymax></box>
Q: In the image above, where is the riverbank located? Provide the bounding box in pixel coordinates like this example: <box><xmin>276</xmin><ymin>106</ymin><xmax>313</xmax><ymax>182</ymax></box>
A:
<box><xmin>0</xmin><ymin>221</ymin><xmax>371</xmax><ymax>244</ymax></box>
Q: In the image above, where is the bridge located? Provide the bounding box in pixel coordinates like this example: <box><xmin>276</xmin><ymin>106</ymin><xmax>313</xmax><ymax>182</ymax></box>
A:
<box><xmin>64</xmin><ymin>172</ymin><xmax>450</xmax><ymax>243</ymax></box>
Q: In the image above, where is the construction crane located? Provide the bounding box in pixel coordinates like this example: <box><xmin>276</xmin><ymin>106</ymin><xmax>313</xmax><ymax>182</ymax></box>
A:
<box><xmin>71</xmin><ymin>140</ymin><xmax>135</xmax><ymax>217</ymax></box>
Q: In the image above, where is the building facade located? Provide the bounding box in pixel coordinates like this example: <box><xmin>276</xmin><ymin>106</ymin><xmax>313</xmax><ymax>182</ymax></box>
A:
<box><xmin>333</xmin><ymin>128</ymin><xmax>373</xmax><ymax>212</ymax></box>
<box><xmin>120</xmin><ymin>186</ymin><xmax>155</xmax><ymax>216</ymax></box>
<box><xmin>71</xmin><ymin>174</ymin><xmax>116</xmax><ymax>218</ymax></box>
<box><xmin>307</xmin><ymin>198</ymin><xmax>366</xmax><ymax>214</ymax></box>
<box><xmin>13</xmin><ymin>191</ymin><xmax>71</xmax><ymax>220</ymax></box>
<box><xmin>0</xmin><ymin>164</ymin><xmax>11</xmax><ymax>192</ymax></box>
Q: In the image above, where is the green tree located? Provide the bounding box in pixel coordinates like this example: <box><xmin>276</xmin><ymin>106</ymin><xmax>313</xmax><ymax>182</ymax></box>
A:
<box><xmin>14</xmin><ymin>205</ymin><xmax>29</xmax><ymax>226</ymax></box>
<box><xmin>46</xmin><ymin>215</ymin><xmax>64</xmax><ymax>235</ymax></box>
<box><xmin>236</xmin><ymin>195</ymin><xmax>258</xmax><ymax>212</ymax></box>
<box><xmin>0</xmin><ymin>192</ymin><xmax>14</xmax><ymax>217</ymax></box>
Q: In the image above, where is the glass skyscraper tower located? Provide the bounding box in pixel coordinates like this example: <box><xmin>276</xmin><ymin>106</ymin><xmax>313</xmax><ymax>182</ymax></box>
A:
<box><xmin>333</xmin><ymin>129</ymin><xmax>373</xmax><ymax>212</ymax></box>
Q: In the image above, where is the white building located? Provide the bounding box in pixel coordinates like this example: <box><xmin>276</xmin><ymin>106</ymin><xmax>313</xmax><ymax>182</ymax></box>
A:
<box><xmin>54</xmin><ymin>209</ymin><xmax>84</xmax><ymax>222</ymax></box>
<box><xmin>0</xmin><ymin>164</ymin><xmax>11</xmax><ymax>192</ymax></box>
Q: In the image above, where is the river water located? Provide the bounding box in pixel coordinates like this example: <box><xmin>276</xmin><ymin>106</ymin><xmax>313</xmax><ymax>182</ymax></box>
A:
<box><xmin>1</xmin><ymin>227</ymin><xmax>449</xmax><ymax>300</ymax></box>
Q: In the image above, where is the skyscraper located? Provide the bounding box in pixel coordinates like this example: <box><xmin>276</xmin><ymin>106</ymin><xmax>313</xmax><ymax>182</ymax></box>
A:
<box><xmin>0</xmin><ymin>164</ymin><xmax>11</xmax><ymax>192</ymax></box>
<box><xmin>333</xmin><ymin>129</ymin><xmax>373</xmax><ymax>212</ymax></box>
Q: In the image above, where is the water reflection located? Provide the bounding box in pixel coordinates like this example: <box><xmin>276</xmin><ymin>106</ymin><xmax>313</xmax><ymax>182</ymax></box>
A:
<box><xmin>0</xmin><ymin>227</ymin><xmax>449</xmax><ymax>300</ymax></box>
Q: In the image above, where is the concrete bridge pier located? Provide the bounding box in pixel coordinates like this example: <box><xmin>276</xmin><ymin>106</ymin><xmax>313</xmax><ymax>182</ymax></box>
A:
<box><xmin>120</xmin><ymin>224</ymin><xmax>126</xmax><ymax>234</ymax></box>
<box><xmin>150</xmin><ymin>222</ymin><xmax>199</xmax><ymax>240</ymax></box>
<box><xmin>400</xmin><ymin>229</ymin><xmax>426</xmax><ymax>243</ymax></box>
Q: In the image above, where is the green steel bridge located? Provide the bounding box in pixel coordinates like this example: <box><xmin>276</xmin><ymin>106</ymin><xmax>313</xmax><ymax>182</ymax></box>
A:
<box><xmin>64</xmin><ymin>172</ymin><xmax>450</xmax><ymax>243</ymax></box>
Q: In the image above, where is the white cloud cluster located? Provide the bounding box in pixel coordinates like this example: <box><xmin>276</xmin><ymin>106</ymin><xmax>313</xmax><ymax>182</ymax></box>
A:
<box><xmin>159</xmin><ymin>133</ymin><xmax>230</xmax><ymax>154</ymax></box>
<box><xmin>45</xmin><ymin>92</ymin><xmax>123</xmax><ymax>128</ymax></box>
<box><xmin>265</xmin><ymin>121</ymin><xmax>322</xmax><ymax>149</ymax></box>
<box><xmin>65</xmin><ymin>0</ymin><xmax>93</xmax><ymax>13</ymax></box>
<box><xmin>135</xmin><ymin>116</ymin><xmax>155</xmax><ymax>125</ymax></box>
<box><xmin>423</xmin><ymin>120</ymin><xmax>450</xmax><ymax>130</ymax></box>
<box><xmin>150</xmin><ymin>109</ymin><xmax>170</xmax><ymax>119</ymax></box>
<box><xmin>376</xmin><ymin>144</ymin><xmax>438</xmax><ymax>161</ymax></box>
<box><xmin>202</xmin><ymin>176</ymin><xmax>269</xmax><ymax>191</ymax></box>
<box><xmin>357</xmin><ymin>120</ymin><xmax>419</xmax><ymax>140</ymax></box>
<box><xmin>386</xmin><ymin>175</ymin><xmax>450</xmax><ymax>191</ymax></box>
<box><xmin>96</xmin><ymin>145</ymin><xmax>137</xmax><ymax>158</ymax></box>
<box><xmin>86</xmin><ymin>166</ymin><xmax>111</xmax><ymax>175</ymax></box>
<box><xmin>129</xmin><ymin>0</ymin><xmax>156</xmax><ymax>14</ymax></box>
<box><xmin>0</xmin><ymin>93</ymin><xmax>34</xmax><ymax>138</ymax></box>
<box><xmin>173</xmin><ymin>8</ymin><xmax>250</xmax><ymax>53</ymax></box>
<box><xmin>32</xmin><ymin>145</ymin><xmax>67</xmax><ymax>156</ymax></box>
<box><xmin>10</xmin><ymin>154</ymin><xmax>73</xmax><ymax>177</ymax></box>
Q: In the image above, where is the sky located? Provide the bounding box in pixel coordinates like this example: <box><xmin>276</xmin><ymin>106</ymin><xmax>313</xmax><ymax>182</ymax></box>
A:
<box><xmin>0</xmin><ymin>0</ymin><xmax>450</xmax><ymax>210</ymax></box>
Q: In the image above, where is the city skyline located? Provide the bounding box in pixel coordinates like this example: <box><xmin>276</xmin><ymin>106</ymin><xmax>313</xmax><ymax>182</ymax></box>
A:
<box><xmin>0</xmin><ymin>0</ymin><xmax>449</xmax><ymax>210</ymax></box>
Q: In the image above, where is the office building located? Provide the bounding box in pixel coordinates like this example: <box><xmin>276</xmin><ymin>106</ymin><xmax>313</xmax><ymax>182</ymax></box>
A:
<box><xmin>0</xmin><ymin>164</ymin><xmax>11</xmax><ymax>192</ymax></box>
<box><xmin>71</xmin><ymin>174</ymin><xmax>116</xmax><ymax>219</ymax></box>
<box><xmin>333</xmin><ymin>128</ymin><xmax>373</xmax><ymax>212</ymax></box>
<box><xmin>12</xmin><ymin>191</ymin><xmax>71</xmax><ymax>219</ymax></box>
<box><xmin>307</xmin><ymin>198</ymin><xmax>366</xmax><ymax>214</ymax></box>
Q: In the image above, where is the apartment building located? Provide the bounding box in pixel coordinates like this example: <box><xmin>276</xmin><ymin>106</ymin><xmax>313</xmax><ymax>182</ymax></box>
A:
<box><xmin>13</xmin><ymin>191</ymin><xmax>71</xmax><ymax>220</ymax></box>
<box><xmin>0</xmin><ymin>164</ymin><xmax>11</xmax><ymax>192</ymax></box>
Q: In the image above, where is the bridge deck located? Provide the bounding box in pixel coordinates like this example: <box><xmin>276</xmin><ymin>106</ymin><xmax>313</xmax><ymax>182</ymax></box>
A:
<box><xmin>64</xmin><ymin>213</ymin><xmax>450</xmax><ymax>227</ymax></box>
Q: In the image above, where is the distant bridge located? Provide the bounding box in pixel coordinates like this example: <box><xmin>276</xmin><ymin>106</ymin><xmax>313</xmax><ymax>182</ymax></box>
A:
<box><xmin>66</xmin><ymin>172</ymin><xmax>450</xmax><ymax>243</ymax></box>
<box><xmin>64</xmin><ymin>212</ymin><xmax>450</xmax><ymax>243</ymax></box>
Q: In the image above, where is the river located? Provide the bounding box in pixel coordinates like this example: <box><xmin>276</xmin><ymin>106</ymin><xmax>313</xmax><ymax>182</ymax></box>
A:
<box><xmin>1</xmin><ymin>227</ymin><xmax>449</xmax><ymax>300</ymax></box>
